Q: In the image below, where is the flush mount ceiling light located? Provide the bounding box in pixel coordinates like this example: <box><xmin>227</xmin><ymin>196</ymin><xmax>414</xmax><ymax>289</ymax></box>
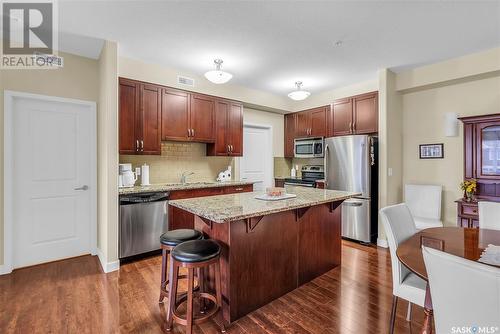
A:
<box><xmin>204</xmin><ymin>59</ymin><xmax>233</xmax><ymax>84</ymax></box>
<box><xmin>288</xmin><ymin>81</ymin><xmax>311</xmax><ymax>101</ymax></box>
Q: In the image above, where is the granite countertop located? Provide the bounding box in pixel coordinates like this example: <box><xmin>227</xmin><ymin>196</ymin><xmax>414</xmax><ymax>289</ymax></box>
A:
<box><xmin>119</xmin><ymin>180</ymin><xmax>255</xmax><ymax>195</ymax></box>
<box><xmin>169</xmin><ymin>186</ymin><xmax>360</xmax><ymax>223</ymax></box>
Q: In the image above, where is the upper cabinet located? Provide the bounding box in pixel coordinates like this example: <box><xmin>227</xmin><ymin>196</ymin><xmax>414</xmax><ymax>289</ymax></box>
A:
<box><xmin>119</xmin><ymin>78</ymin><xmax>161</xmax><ymax>155</ymax></box>
<box><xmin>460</xmin><ymin>114</ymin><xmax>500</xmax><ymax>200</ymax></box>
<box><xmin>284</xmin><ymin>113</ymin><xmax>296</xmax><ymax>158</ymax></box>
<box><xmin>120</xmin><ymin>77</ymin><xmax>233</xmax><ymax>155</ymax></box>
<box><xmin>161</xmin><ymin>88</ymin><xmax>190</xmax><ymax>141</ymax></box>
<box><xmin>295</xmin><ymin>106</ymin><xmax>328</xmax><ymax>138</ymax></box>
<box><xmin>207</xmin><ymin>100</ymin><xmax>243</xmax><ymax>156</ymax></box>
<box><xmin>330</xmin><ymin>91</ymin><xmax>378</xmax><ymax>137</ymax></box>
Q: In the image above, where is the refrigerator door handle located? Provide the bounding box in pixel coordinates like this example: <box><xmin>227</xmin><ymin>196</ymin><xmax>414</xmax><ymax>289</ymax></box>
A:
<box><xmin>344</xmin><ymin>201</ymin><xmax>363</xmax><ymax>207</ymax></box>
<box><xmin>324</xmin><ymin>144</ymin><xmax>329</xmax><ymax>188</ymax></box>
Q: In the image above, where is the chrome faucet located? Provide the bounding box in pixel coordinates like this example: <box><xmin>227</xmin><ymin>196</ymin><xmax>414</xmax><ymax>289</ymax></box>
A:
<box><xmin>180</xmin><ymin>172</ymin><xmax>194</xmax><ymax>185</ymax></box>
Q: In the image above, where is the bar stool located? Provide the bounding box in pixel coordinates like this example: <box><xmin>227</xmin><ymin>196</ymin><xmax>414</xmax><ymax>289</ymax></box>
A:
<box><xmin>166</xmin><ymin>239</ymin><xmax>225</xmax><ymax>334</ymax></box>
<box><xmin>158</xmin><ymin>229</ymin><xmax>203</xmax><ymax>303</ymax></box>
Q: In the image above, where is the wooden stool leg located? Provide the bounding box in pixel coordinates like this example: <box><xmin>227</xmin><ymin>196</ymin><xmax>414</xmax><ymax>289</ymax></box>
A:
<box><xmin>389</xmin><ymin>295</ymin><xmax>398</xmax><ymax>334</ymax></box>
<box><xmin>165</xmin><ymin>260</ymin><xmax>179</xmax><ymax>331</ymax></box>
<box><xmin>214</xmin><ymin>261</ymin><xmax>226</xmax><ymax>333</ymax></box>
<box><xmin>186</xmin><ymin>268</ymin><xmax>195</xmax><ymax>334</ymax></box>
<box><xmin>197</xmin><ymin>267</ymin><xmax>206</xmax><ymax>314</ymax></box>
<box><xmin>159</xmin><ymin>248</ymin><xmax>168</xmax><ymax>303</ymax></box>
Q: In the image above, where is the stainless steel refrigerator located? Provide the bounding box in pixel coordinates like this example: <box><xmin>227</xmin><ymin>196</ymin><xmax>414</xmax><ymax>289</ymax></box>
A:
<box><xmin>324</xmin><ymin>135</ymin><xmax>378</xmax><ymax>243</ymax></box>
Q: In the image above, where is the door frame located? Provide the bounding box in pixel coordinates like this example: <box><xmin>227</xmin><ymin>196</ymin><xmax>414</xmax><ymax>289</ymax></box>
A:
<box><xmin>2</xmin><ymin>90</ymin><xmax>97</xmax><ymax>275</ymax></box>
<box><xmin>236</xmin><ymin>122</ymin><xmax>274</xmax><ymax>190</ymax></box>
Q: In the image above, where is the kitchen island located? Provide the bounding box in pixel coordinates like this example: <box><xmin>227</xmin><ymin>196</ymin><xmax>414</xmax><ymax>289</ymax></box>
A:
<box><xmin>169</xmin><ymin>186</ymin><xmax>359</xmax><ymax>323</ymax></box>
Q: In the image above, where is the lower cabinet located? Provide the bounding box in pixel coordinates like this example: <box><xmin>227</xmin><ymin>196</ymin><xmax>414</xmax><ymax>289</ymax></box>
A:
<box><xmin>456</xmin><ymin>199</ymin><xmax>479</xmax><ymax>228</ymax></box>
<box><xmin>168</xmin><ymin>184</ymin><xmax>253</xmax><ymax>230</ymax></box>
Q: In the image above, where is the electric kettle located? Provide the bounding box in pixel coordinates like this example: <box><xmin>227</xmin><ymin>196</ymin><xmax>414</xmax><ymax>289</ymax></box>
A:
<box><xmin>119</xmin><ymin>163</ymin><xmax>137</xmax><ymax>188</ymax></box>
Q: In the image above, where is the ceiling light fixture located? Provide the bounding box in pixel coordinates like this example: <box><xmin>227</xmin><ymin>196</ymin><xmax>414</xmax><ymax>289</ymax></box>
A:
<box><xmin>204</xmin><ymin>59</ymin><xmax>232</xmax><ymax>84</ymax></box>
<box><xmin>288</xmin><ymin>81</ymin><xmax>311</xmax><ymax>101</ymax></box>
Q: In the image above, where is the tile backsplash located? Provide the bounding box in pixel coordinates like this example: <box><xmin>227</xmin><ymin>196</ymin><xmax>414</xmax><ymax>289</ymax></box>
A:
<box><xmin>120</xmin><ymin>141</ymin><xmax>234</xmax><ymax>184</ymax></box>
<box><xmin>274</xmin><ymin>157</ymin><xmax>324</xmax><ymax>178</ymax></box>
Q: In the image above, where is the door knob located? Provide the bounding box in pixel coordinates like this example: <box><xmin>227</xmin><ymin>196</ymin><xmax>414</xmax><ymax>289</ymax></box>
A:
<box><xmin>74</xmin><ymin>185</ymin><xmax>89</xmax><ymax>191</ymax></box>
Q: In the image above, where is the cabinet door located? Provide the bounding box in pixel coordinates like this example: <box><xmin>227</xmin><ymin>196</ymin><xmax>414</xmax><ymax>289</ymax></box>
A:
<box><xmin>161</xmin><ymin>88</ymin><xmax>190</xmax><ymax>141</ymax></box>
<box><xmin>140</xmin><ymin>84</ymin><xmax>161</xmax><ymax>155</ymax></box>
<box><xmin>332</xmin><ymin>98</ymin><xmax>353</xmax><ymax>136</ymax></box>
<box><xmin>296</xmin><ymin>111</ymin><xmax>310</xmax><ymax>138</ymax></box>
<box><xmin>228</xmin><ymin>102</ymin><xmax>243</xmax><ymax>156</ymax></box>
<box><xmin>326</xmin><ymin>104</ymin><xmax>334</xmax><ymax>137</ymax></box>
<box><xmin>119</xmin><ymin>79</ymin><xmax>139</xmax><ymax>154</ymax></box>
<box><xmin>190</xmin><ymin>94</ymin><xmax>216</xmax><ymax>142</ymax></box>
<box><xmin>310</xmin><ymin>107</ymin><xmax>327</xmax><ymax>137</ymax></box>
<box><xmin>284</xmin><ymin>113</ymin><xmax>296</xmax><ymax>158</ymax></box>
<box><xmin>353</xmin><ymin>92</ymin><xmax>378</xmax><ymax>134</ymax></box>
<box><xmin>475</xmin><ymin>122</ymin><xmax>500</xmax><ymax>180</ymax></box>
<box><xmin>211</xmin><ymin>99</ymin><xmax>229</xmax><ymax>155</ymax></box>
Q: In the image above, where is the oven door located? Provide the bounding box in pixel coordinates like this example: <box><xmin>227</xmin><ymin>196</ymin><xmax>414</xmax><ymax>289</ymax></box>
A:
<box><xmin>294</xmin><ymin>139</ymin><xmax>314</xmax><ymax>158</ymax></box>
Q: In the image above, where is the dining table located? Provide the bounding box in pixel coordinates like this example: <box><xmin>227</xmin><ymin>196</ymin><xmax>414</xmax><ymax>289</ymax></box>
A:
<box><xmin>396</xmin><ymin>226</ymin><xmax>500</xmax><ymax>334</ymax></box>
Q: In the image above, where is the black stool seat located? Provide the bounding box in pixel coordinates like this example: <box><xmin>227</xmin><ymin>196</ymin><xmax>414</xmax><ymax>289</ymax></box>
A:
<box><xmin>171</xmin><ymin>239</ymin><xmax>221</xmax><ymax>263</ymax></box>
<box><xmin>160</xmin><ymin>229</ymin><xmax>203</xmax><ymax>247</ymax></box>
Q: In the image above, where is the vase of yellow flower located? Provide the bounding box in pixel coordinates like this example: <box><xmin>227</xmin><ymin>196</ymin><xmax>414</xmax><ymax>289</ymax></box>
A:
<box><xmin>460</xmin><ymin>179</ymin><xmax>477</xmax><ymax>202</ymax></box>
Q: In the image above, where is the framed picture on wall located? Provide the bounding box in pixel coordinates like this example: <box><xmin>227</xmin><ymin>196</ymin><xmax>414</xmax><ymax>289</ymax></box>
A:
<box><xmin>419</xmin><ymin>143</ymin><xmax>444</xmax><ymax>159</ymax></box>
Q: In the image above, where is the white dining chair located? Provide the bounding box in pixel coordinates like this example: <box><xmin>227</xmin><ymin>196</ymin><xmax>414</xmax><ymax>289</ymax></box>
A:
<box><xmin>478</xmin><ymin>201</ymin><xmax>500</xmax><ymax>231</ymax></box>
<box><xmin>380</xmin><ymin>203</ymin><xmax>427</xmax><ymax>334</ymax></box>
<box><xmin>422</xmin><ymin>246</ymin><xmax>500</xmax><ymax>333</ymax></box>
<box><xmin>404</xmin><ymin>184</ymin><xmax>443</xmax><ymax>230</ymax></box>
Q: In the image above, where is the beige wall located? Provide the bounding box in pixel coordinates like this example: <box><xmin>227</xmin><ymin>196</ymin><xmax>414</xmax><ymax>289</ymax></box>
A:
<box><xmin>0</xmin><ymin>52</ymin><xmax>99</xmax><ymax>266</ymax></box>
<box><xmin>291</xmin><ymin>79</ymin><xmax>378</xmax><ymax>111</ymax></box>
<box><xmin>397</xmin><ymin>47</ymin><xmax>500</xmax><ymax>91</ymax></box>
<box><xmin>119</xmin><ymin>57</ymin><xmax>291</xmax><ymax>113</ymax></box>
<box><xmin>97</xmin><ymin>41</ymin><xmax>119</xmax><ymax>268</ymax></box>
<box><xmin>378</xmin><ymin>69</ymin><xmax>403</xmax><ymax>242</ymax></box>
<box><xmin>402</xmin><ymin>74</ymin><xmax>500</xmax><ymax>226</ymax></box>
<box><xmin>120</xmin><ymin>142</ymin><xmax>233</xmax><ymax>184</ymax></box>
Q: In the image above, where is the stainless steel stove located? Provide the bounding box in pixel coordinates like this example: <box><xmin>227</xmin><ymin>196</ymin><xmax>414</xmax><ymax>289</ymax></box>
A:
<box><xmin>284</xmin><ymin>165</ymin><xmax>324</xmax><ymax>188</ymax></box>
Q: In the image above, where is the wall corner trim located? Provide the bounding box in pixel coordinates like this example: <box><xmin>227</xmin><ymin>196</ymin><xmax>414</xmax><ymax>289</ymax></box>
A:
<box><xmin>377</xmin><ymin>238</ymin><xmax>389</xmax><ymax>248</ymax></box>
<box><xmin>96</xmin><ymin>248</ymin><xmax>120</xmax><ymax>273</ymax></box>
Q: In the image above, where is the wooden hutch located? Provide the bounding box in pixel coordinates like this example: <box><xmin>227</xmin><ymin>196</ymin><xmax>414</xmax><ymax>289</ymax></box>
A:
<box><xmin>457</xmin><ymin>114</ymin><xmax>500</xmax><ymax>227</ymax></box>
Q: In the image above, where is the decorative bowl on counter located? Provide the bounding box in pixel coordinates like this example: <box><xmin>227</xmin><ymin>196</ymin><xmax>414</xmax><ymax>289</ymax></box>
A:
<box><xmin>266</xmin><ymin>187</ymin><xmax>286</xmax><ymax>197</ymax></box>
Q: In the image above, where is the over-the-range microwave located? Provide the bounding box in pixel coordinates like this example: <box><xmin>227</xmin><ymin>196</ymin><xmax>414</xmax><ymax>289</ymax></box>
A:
<box><xmin>294</xmin><ymin>137</ymin><xmax>324</xmax><ymax>158</ymax></box>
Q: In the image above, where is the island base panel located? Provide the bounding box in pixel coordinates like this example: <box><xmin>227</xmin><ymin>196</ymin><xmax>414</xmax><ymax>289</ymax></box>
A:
<box><xmin>194</xmin><ymin>201</ymin><xmax>343</xmax><ymax>323</ymax></box>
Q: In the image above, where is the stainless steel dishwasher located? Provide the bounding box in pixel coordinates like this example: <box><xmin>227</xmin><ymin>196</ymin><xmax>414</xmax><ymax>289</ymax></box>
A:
<box><xmin>119</xmin><ymin>192</ymin><xmax>169</xmax><ymax>258</ymax></box>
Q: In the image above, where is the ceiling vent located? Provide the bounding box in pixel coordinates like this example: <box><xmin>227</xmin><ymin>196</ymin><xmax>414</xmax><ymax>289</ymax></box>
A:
<box><xmin>177</xmin><ymin>75</ymin><xmax>195</xmax><ymax>87</ymax></box>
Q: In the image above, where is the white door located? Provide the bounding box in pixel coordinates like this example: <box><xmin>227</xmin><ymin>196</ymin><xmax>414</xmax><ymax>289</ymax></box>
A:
<box><xmin>240</xmin><ymin>125</ymin><xmax>273</xmax><ymax>192</ymax></box>
<box><xmin>11</xmin><ymin>94</ymin><xmax>96</xmax><ymax>268</ymax></box>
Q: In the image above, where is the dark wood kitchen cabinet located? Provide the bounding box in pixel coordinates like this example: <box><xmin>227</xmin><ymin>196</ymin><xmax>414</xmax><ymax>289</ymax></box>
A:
<box><xmin>161</xmin><ymin>91</ymin><xmax>215</xmax><ymax>143</ymax></box>
<box><xmin>330</xmin><ymin>91</ymin><xmax>378</xmax><ymax>137</ymax></box>
<box><xmin>295</xmin><ymin>106</ymin><xmax>328</xmax><ymax>138</ymax></box>
<box><xmin>207</xmin><ymin>100</ymin><xmax>243</xmax><ymax>156</ymax></box>
<box><xmin>189</xmin><ymin>93</ymin><xmax>216</xmax><ymax>142</ymax></box>
<box><xmin>284</xmin><ymin>113</ymin><xmax>296</xmax><ymax>158</ymax></box>
<box><xmin>119</xmin><ymin>78</ymin><xmax>161</xmax><ymax>155</ymax></box>
<box><xmin>161</xmin><ymin>88</ymin><xmax>190</xmax><ymax>141</ymax></box>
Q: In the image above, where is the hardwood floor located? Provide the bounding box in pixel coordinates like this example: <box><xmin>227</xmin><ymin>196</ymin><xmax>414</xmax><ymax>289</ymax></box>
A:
<box><xmin>0</xmin><ymin>241</ymin><xmax>426</xmax><ymax>333</ymax></box>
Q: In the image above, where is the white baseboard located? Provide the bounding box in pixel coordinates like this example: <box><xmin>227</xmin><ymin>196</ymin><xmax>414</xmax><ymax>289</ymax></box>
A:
<box><xmin>377</xmin><ymin>238</ymin><xmax>389</xmax><ymax>248</ymax></box>
<box><xmin>96</xmin><ymin>248</ymin><xmax>120</xmax><ymax>273</ymax></box>
<box><xmin>0</xmin><ymin>264</ymin><xmax>13</xmax><ymax>275</ymax></box>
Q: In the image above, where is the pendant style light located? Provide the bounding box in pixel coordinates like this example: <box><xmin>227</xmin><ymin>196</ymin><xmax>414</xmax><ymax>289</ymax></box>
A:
<box><xmin>288</xmin><ymin>81</ymin><xmax>311</xmax><ymax>101</ymax></box>
<box><xmin>204</xmin><ymin>59</ymin><xmax>233</xmax><ymax>84</ymax></box>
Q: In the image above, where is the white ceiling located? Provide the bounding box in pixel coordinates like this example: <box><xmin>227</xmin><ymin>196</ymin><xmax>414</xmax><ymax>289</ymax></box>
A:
<box><xmin>58</xmin><ymin>1</ymin><xmax>500</xmax><ymax>96</ymax></box>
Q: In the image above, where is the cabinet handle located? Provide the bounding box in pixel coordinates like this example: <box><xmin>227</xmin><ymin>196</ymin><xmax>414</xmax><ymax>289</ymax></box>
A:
<box><xmin>349</xmin><ymin>122</ymin><xmax>353</xmax><ymax>132</ymax></box>
<box><xmin>353</xmin><ymin>121</ymin><xmax>356</xmax><ymax>132</ymax></box>
<box><xmin>235</xmin><ymin>187</ymin><xmax>243</xmax><ymax>191</ymax></box>
<box><xmin>188</xmin><ymin>129</ymin><xmax>191</xmax><ymax>137</ymax></box>
<box><xmin>141</xmin><ymin>140</ymin><xmax>144</xmax><ymax>151</ymax></box>
<box><xmin>192</xmin><ymin>129</ymin><xmax>195</xmax><ymax>137</ymax></box>
<box><xmin>227</xmin><ymin>145</ymin><xmax>230</xmax><ymax>153</ymax></box>
<box><xmin>136</xmin><ymin>140</ymin><xmax>139</xmax><ymax>151</ymax></box>
<box><xmin>231</xmin><ymin>145</ymin><xmax>234</xmax><ymax>152</ymax></box>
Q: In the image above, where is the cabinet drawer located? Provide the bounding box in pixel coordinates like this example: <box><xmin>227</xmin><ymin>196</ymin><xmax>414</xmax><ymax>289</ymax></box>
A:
<box><xmin>461</xmin><ymin>204</ymin><xmax>478</xmax><ymax>216</ymax></box>
<box><xmin>224</xmin><ymin>184</ymin><xmax>253</xmax><ymax>194</ymax></box>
